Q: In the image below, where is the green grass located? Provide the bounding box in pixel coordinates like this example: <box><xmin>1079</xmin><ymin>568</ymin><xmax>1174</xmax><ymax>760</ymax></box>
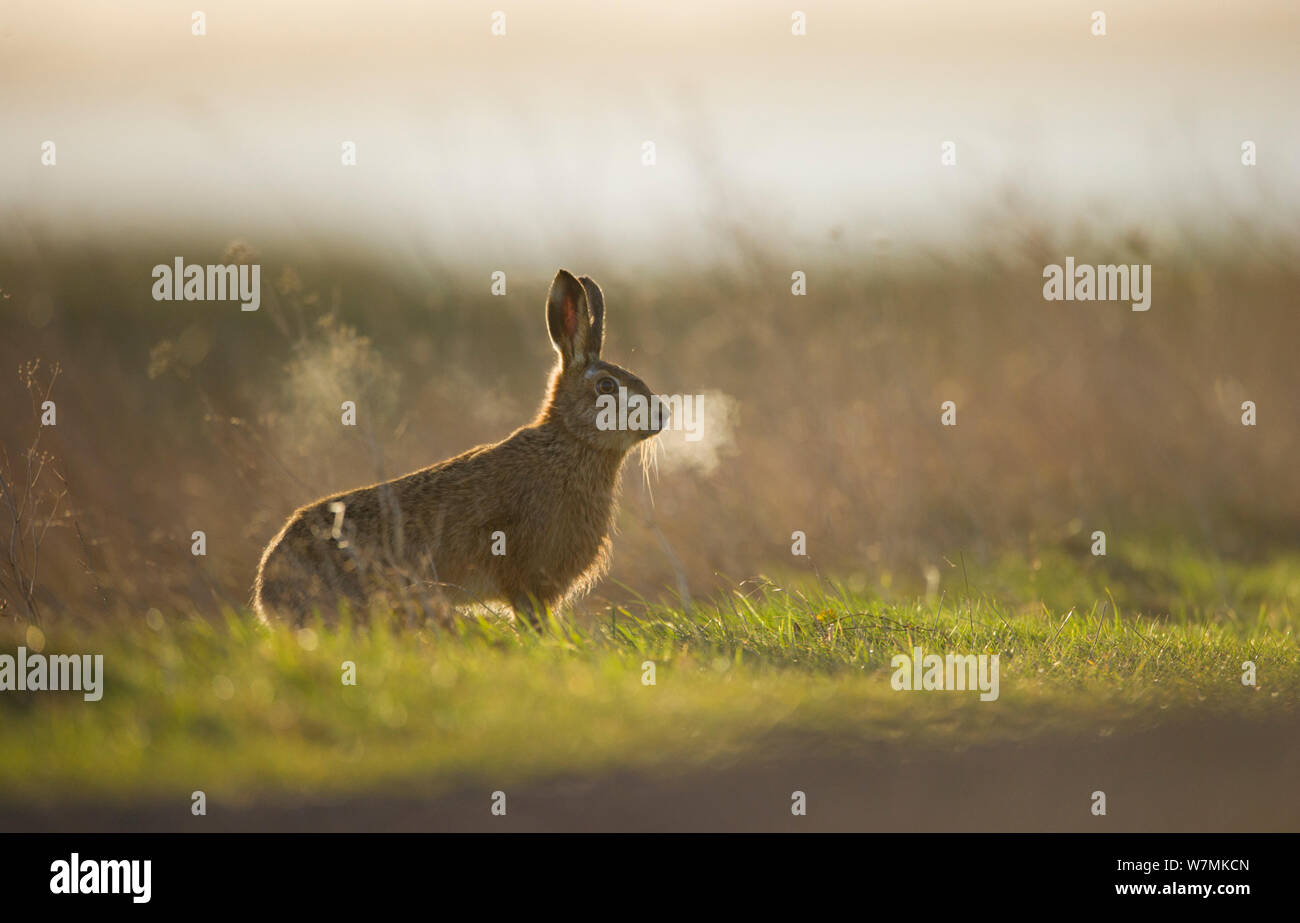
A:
<box><xmin>1</xmin><ymin>546</ymin><xmax>1297</xmax><ymax>805</ymax></box>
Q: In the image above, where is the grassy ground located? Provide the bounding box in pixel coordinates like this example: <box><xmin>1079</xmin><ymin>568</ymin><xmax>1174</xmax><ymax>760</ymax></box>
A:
<box><xmin>1</xmin><ymin>544</ymin><xmax>1295</xmax><ymax>812</ymax></box>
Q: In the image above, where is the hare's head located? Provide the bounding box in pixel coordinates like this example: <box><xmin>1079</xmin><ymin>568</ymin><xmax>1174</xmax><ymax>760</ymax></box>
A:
<box><xmin>542</xmin><ymin>269</ymin><xmax>667</xmax><ymax>452</ymax></box>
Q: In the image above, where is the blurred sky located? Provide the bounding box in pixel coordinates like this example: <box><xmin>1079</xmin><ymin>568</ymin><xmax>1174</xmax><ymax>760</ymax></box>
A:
<box><xmin>3</xmin><ymin>0</ymin><xmax>1298</xmax><ymax>267</ymax></box>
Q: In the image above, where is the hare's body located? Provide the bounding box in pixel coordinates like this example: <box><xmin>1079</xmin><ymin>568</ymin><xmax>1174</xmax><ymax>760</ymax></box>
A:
<box><xmin>254</xmin><ymin>420</ymin><xmax>625</xmax><ymax>620</ymax></box>
<box><xmin>254</xmin><ymin>270</ymin><xmax>663</xmax><ymax>625</ymax></box>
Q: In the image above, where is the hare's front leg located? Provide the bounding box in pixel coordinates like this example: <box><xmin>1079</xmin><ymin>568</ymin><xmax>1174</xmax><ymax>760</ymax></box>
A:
<box><xmin>509</xmin><ymin>594</ymin><xmax>546</xmax><ymax>631</ymax></box>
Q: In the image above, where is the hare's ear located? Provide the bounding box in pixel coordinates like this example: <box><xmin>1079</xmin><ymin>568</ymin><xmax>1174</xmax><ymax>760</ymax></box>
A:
<box><xmin>577</xmin><ymin>275</ymin><xmax>604</xmax><ymax>360</ymax></box>
<box><xmin>546</xmin><ymin>268</ymin><xmax>593</xmax><ymax>368</ymax></box>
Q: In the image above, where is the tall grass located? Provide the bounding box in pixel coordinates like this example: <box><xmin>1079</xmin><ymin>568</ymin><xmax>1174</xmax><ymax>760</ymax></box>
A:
<box><xmin>1</xmin><ymin>221</ymin><xmax>1298</xmax><ymax>622</ymax></box>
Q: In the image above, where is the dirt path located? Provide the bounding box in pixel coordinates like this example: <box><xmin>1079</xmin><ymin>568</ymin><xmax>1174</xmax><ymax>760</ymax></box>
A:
<box><xmin>4</xmin><ymin>715</ymin><xmax>1297</xmax><ymax>832</ymax></box>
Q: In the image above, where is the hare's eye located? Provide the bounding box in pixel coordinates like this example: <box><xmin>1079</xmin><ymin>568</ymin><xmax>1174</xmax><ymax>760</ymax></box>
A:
<box><xmin>597</xmin><ymin>377</ymin><xmax>618</xmax><ymax>395</ymax></box>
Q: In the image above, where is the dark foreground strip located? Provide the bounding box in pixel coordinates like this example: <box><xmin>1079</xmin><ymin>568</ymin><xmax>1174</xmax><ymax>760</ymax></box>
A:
<box><xmin>4</xmin><ymin>716</ymin><xmax>1298</xmax><ymax>833</ymax></box>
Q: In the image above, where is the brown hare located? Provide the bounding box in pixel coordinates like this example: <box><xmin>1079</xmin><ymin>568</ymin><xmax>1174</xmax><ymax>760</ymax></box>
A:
<box><xmin>253</xmin><ymin>269</ymin><xmax>665</xmax><ymax>626</ymax></box>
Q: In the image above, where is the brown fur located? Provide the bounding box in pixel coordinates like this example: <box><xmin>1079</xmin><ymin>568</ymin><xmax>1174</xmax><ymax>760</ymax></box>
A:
<box><xmin>253</xmin><ymin>270</ymin><xmax>663</xmax><ymax>626</ymax></box>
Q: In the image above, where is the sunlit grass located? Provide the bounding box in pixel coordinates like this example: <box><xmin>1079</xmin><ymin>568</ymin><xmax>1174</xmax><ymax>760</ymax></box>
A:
<box><xmin>2</xmin><ymin>546</ymin><xmax>1296</xmax><ymax>805</ymax></box>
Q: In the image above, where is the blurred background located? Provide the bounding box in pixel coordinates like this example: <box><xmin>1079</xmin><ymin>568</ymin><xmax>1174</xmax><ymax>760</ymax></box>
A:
<box><xmin>2</xmin><ymin>0</ymin><xmax>1298</xmax><ymax>621</ymax></box>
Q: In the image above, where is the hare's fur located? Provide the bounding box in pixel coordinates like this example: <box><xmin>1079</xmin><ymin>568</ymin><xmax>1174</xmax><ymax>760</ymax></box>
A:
<box><xmin>253</xmin><ymin>270</ymin><xmax>662</xmax><ymax>625</ymax></box>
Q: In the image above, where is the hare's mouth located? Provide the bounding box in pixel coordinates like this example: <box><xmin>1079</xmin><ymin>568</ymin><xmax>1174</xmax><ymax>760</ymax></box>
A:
<box><xmin>639</xmin><ymin>409</ymin><xmax>668</xmax><ymax>439</ymax></box>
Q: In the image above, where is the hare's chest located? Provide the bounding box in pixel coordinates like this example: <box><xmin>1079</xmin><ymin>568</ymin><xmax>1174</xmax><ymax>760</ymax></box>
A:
<box><xmin>521</xmin><ymin>491</ymin><xmax>613</xmax><ymax>574</ymax></box>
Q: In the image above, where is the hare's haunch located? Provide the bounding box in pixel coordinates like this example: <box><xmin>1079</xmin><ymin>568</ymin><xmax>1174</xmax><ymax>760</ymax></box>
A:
<box><xmin>253</xmin><ymin>269</ymin><xmax>665</xmax><ymax>625</ymax></box>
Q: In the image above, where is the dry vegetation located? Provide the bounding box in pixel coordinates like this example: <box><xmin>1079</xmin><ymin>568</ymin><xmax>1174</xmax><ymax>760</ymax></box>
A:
<box><xmin>1</xmin><ymin>221</ymin><xmax>1298</xmax><ymax>625</ymax></box>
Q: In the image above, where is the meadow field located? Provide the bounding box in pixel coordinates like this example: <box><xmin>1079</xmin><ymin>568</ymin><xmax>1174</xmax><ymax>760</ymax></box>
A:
<box><xmin>1</xmin><ymin>226</ymin><xmax>1297</xmax><ymax>830</ymax></box>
